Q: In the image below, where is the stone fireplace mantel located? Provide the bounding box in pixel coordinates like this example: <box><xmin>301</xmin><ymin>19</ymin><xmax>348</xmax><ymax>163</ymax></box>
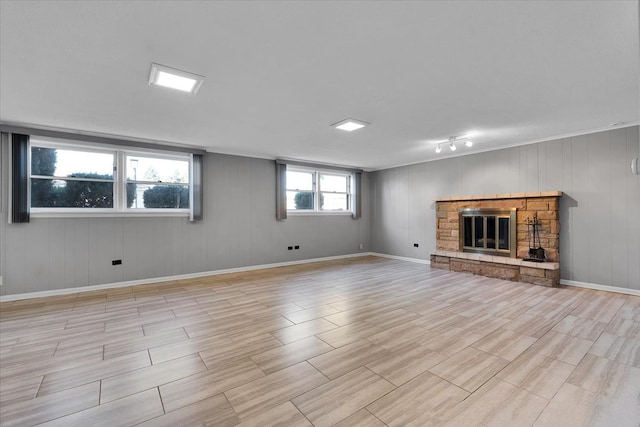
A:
<box><xmin>433</xmin><ymin>191</ymin><xmax>563</xmax><ymax>202</ymax></box>
<box><xmin>431</xmin><ymin>191</ymin><xmax>562</xmax><ymax>287</ymax></box>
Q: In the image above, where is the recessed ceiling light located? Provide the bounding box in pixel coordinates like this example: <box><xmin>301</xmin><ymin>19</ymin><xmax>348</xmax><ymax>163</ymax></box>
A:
<box><xmin>331</xmin><ymin>118</ymin><xmax>369</xmax><ymax>132</ymax></box>
<box><xmin>465</xmin><ymin>140</ymin><xmax>473</xmax><ymax>147</ymax></box>
<box><xmin>149</xmin><ymin>63</ymin><xmax>204</xmax><ymax>94</ymax></box>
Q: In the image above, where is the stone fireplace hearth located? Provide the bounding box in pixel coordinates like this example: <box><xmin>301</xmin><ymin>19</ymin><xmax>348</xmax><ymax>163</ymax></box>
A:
<box><xmin>430</xmin><ymin>191</ymin><xmax>562</xmax><ymax>287</ymax></box>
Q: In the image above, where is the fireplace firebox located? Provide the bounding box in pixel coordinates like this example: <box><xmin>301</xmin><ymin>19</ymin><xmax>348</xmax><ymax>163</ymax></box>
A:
<box><xmin>459</xmin><ymin>208</ymin><xmax>517</xmax><ymax>257</ymax></box>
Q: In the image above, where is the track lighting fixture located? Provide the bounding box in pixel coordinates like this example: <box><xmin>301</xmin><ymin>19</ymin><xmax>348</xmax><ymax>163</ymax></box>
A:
<box><xmin>435</xmin><ymin>135</ymin><xmax>475</xmax><ymax>154</ymax></box>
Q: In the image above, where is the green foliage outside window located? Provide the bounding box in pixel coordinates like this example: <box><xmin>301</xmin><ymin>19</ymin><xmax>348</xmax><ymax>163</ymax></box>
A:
<box><xmin>294</xmin><ymin>191</ymin><xmax>324</xmax><ymax>210</ymax></box>
<box><xmin>30</xmin><ymin>147</ymin><xmax>58</xmax><ymax>207</ymax></box>
<box><xmin>30</xmin><ymin>148</ymin><xmax>135</xmax><ymax>208</ymax></box>
<box><xmin>143</xmin><ymin>186</ymin><xmax>189</xmax><ymax>208</ymax></box>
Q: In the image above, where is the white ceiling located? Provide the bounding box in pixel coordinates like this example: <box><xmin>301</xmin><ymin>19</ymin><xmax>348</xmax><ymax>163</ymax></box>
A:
<box><xmin>1</xmin><ymin>1</ymin><xmax>638</xmax><ymax>170</ymax></box>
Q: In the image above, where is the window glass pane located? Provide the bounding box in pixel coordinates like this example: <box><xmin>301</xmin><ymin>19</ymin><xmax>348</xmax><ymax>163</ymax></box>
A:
<box><xmin>126</xmin><ymin>155</ymin><xmax>189</xmax><ymax>184</ymax></box>
<box><xmin>127</xmin><ymin>184</ymin><xmax>189</xmax><ymax>209</ymax></box>
<box><xmin>499</xmin><ymin>217</ymin><xmax>510</xmax><ymax>250</ymax></box>
<box><xmin>320</xmin><ymin>174</ymin><xmax>348</xmax><ymax>193</ymax></box>
<box><xmin>486</xmin><ymin>216</ymin><xmax>496</xmax><ymax>249</ymax></box>
<box><xmin>287</xmin><ymin>190</ymin><xmax>315</xmax><ymax>210</ymax></box>
<box><xmin>286</xmin><ymin>171</ymin><xmax>313</xmax><ymax>191</ymax></box>
<box><xmin>463</xmin><ymin>216</ymin><xmax>472</xmax><ymax>247</ymax></box>
<box><xmin>31</xmin><ymin>146</ymin><xmax>114</xmax><ymax>178</ymax></box>
<box><xmin>31</xmin><ymin>178</ymin><xmax>114</xmax><ymax>208</ymax></box>
<box><xmin>474</xmin><ymin>216</ymin><xmax>484</xmax><ymax>247</ymax></box>
<box><xmin>321</xmin><ymin>193</ymin><xmax>347</xmax><ymax>211</ymax></box>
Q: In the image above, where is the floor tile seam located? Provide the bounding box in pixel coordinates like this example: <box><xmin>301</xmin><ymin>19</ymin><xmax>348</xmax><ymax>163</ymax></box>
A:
<box><xmin>293</xmin><ymin>365</ymin><xmax>398</xmax><ymax>426</ymax></box>
<box><xmin>585</xmin><ymin>345</ymin><xmax>640</xmax><ymax>369</ymax></box>
<box><xmin>38</xmin><ymin>366</ymin><xmax>128</xmax><ymax>398</ymax></box>
<box><xmin>439</xmin><ymin>346</ymin><xmax>512</xmax><ymax>394</ymax></box>
<box><xmin>365</xmin><ymin>407</ymin><xmax>390</xmax><ymax>427</ymax></box>
<box><xmin>13</xmin><ymin>384</ymin><xmax>103</xmax><ymax>427</ymax></box>
<box><xmin>223</xmin><ymin>373</ymin><xmax>327</xmax><ymax>420</ymax></box>
<box><xmin>469</xmin><ymin>326</ymin><xmax>542</xmax><ymax>363</ymax></box>
<box><xmin>288</xmin><ymin>397</ymin><xmax>319</xmax><ymax>427</ymax></box>
<box><xmin>496</xmin><ymin>368</ymin><xmax>571</xmax><ymax>403</ymax></box>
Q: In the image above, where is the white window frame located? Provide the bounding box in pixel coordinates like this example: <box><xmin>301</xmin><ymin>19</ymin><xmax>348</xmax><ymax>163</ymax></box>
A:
<box><xmin>123</xmin><ymin>150</ymin><xmax>191</xmax><ymax>213</ymax></box>
<box><xmin>286</xmin><ymin>166</ymin><xmax>353</xmax><ymax>215</ymax></box>
<box><xmin>28</xmin><ymin>137</ymin><xmax>192</xmax><ymax>218</ymax></box>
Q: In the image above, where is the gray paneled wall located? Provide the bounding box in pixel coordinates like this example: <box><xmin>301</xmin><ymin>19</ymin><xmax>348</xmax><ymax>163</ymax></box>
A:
<box><xmin>370</xmin><ymin>126</ymin><xmax>640</xmax><ymax>292</ymax></box>
<box><xmin>0</xmin><ymin>153</ymin><xmax>371</xmax><ymax>296</ymax></box>
<box><xmin>1</xmin><ymin>127</ymin><xmax>637</xmax><ymax>296</ymax></box>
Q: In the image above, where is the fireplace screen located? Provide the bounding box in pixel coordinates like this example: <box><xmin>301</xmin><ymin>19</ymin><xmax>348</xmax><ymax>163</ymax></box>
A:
<box><xmin>459</xmin><ymin>208</ymin><xmax>517</xmax><ymax>257</ymax></box>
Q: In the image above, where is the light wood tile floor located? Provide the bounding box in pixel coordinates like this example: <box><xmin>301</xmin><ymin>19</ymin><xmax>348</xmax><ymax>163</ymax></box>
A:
<box><xmin>1</xmin><ymin>256</ymin><xmax>639</xmax><ymax>426</ymax></box>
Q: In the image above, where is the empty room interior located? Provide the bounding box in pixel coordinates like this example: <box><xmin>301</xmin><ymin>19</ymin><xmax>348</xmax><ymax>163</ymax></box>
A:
<box><xmin>1</xmin><ymin>1</ymin><xmax>639</xmax><ymax>426</ymax></box>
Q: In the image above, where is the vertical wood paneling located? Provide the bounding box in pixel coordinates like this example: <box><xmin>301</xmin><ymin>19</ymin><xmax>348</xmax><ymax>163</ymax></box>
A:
<box><xmin>625</xmin><ymin>127</ymin><xmax>640</xmax><ymax>290</ymax></box>
<box><xmin>154</xmin><ymin>218</ymin><xmax>172</xmax><ymax>279</ymax></box>
<box><xmin>537</xmin><ymin>140</ymin><xmax>547</xmax><ymax>191</ymax></box>
<box><xmin>610</xmin><ymin>130</ymin><xmax>629</xmax><ymax>288</ymax></box>
<box><xmin>518</xmin><ymin>146</ymin><xmax>528</xmax><ymax>191</ymax></box>
<box><xmin>122</xmin><ymin>219</ymin><xmax>140</xmax><ymax>280</ymax></box>
<box><xmin>408</xmin><ymin>165</ymin><xmax>429</xmax><ymax>259</ymax></box>
<box><xmin>508</xmin><ymin>147</ymin><xmax>521</xmax><ymax>193</ymax></box>
<box><xmin>0</xmin><ymin>140</ymin><xmax>7</xmax><ymax>296</ymax></box>
<box><xmin>28</xmin><ymin>219</ymin><xmax>53</xmax><ymax>292</ymax></box>
<box><xmin>96</xmin><ymin>218</ymin><xmax>116</xmax><ymax>285</ymax></box>
<box><xmin>250</xmin><ymin>158</ymin><xmax>277</xmax><ymax>265</ymax></box>
<box><xmin>559</xmin><ymin>139</ymin><xmax>574</xmax><ymax>280</ymax></box>
<box><xmin>236</xmin><ymin>157</ymin><xmax>253</xmax><ymax>267</ymax></box>
<box><xmin>568</xmin><ymin>135</ymin><xmax>589</xmax><ymax>282</ymax></box>
<box><xmin>136</xmin><ymin>219</ymin><xmax>155</xmax><ymax>281</ymax></box>
<box><xmin>525</xmin><ymin>144</ymin><xmax>539</xmax><ymax>191</ymax></box>
<box><xmin>69</xmin><ymin>218</ymin><xmax>90</xmax><ymax>292</ymax></box>
<box><xmin>543</xmin><ymin>139</ymin><xmax>564</xmax><ymax>190</ymax></box>
<box><xmin>49</xmin><ymin>217</ymin><xmax>67</xmax><ymax>290</ymax></box>
<box><xmin>586</xmin><ymin>133</ymin><xmax>612</xmax><ymax>286</ymax></box>
<box><xmin>491</xmin><ymin>149</ymin><xmax>511</xmax><ymax>195</ymax></box>
<box><xmin>86</xmin><ymin>219</ymin><xmax>99</xmax><ymax>285</ymax></box>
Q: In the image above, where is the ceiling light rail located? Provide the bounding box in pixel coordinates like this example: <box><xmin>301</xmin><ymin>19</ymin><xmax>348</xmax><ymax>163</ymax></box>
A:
<box><xmin>436</xmin><ymin>135</ymin><xmax>474</xmax><ymax>154</ymax></box>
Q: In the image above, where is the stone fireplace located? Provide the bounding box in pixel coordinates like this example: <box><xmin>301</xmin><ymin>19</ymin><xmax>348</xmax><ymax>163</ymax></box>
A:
<box><xmin>430</xmin><ymin>191</ymin><xmax>562</xmax><ymax>287</ymax></box>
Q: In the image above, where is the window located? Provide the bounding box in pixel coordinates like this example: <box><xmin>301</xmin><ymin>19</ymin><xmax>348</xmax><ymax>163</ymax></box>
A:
<box><xmin>31</xmin><ymin>145</ymin><xmax>116</xmax><ymax>208</ymax></box>
<box><xmin>286</xmin><ymin>167</ymin><xmax>351</xmax><ymax>213</ymax></box>
<box><xmin>29</xmin><ymin>137</ymin><xmax>193</xmax><ymax>215</ymax></box>
<box><xmin>126</xmin><ymin>153</ymin><xmax>190</xmax><ymax>210</ymax></box>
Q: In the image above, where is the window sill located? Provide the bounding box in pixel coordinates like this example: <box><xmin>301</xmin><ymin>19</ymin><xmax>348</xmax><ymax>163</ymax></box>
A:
<box><xmin>286</xmin><ymin>211</ymin><xmax>354</xmax><ymax>217</ymax></box>
<box><xmin>30</xmin><ymin>211</ymin><xmax>190</xmax><ymax>219</ymax></box>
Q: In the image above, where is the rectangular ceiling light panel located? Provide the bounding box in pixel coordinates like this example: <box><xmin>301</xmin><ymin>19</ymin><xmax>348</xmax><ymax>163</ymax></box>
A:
<box><xmin>331</xmin><ymin>118</ymin><xmax>369</xmax><ymax>132</ymax></box>
<box><xmin>149</xmin><ymin>63</ymin><xmax>204</xmax><ymax>94</ymax></box>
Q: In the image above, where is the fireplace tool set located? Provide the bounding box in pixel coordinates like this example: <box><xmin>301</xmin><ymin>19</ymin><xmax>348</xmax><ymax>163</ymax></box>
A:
<box><xmin>524</xmin><ymin>213</ymin><xmax>546</xmax><ymax>262</ymax></box>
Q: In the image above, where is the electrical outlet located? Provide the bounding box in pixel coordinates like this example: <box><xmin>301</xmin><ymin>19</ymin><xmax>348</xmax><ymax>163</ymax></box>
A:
<box><xmin>359</xmin><ymin>243</ymin><xmax>363</xmax><ymax>250</ymax></box>
<box><xmin>287</xmin><ymin>246</ymin><xmax>293</xmax><ymax>250</ymax></box>
<box><xmin>294</xmin><ymin>245</ymin><xmax>300</xmax><ymax>250</ymax></box>
<box><xmin>112</xmin><ymin>260</ymin><xmax>122</xmax><ymax>266</ymax></box>
<box><xmin>0</xmin><ymin>276</ymin><xmax>3</xmax><ymax>286</ymax></box>
<box><xmin>413</xmin><ymin>243</ymin><xmax>419</xmax><ymax>247</ymax></box>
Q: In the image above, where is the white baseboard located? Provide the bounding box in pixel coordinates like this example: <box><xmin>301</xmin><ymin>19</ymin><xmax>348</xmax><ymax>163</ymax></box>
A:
<box><xmin>370</xmin><ymin>252</ymin><xmax>431</xmax><ymax>265</ymax></box>
<box><xmin>3</xmin><ymin>252</ymin><xmax>636</xmax><ymax>301</ymax></box>
<box><xmin>373</xmin><ymin>252</ymin><xmax>639</xmax><ymax>297</ymax></box>
<box><xmin>560</xmin><ymin>279</ymin><xmax>640</xmax><ymax>297</ymax></box>
<box><xmin>0</xmin><ymin>252</ymin><xmax>375</xmax><ymax>302</ymax></box>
